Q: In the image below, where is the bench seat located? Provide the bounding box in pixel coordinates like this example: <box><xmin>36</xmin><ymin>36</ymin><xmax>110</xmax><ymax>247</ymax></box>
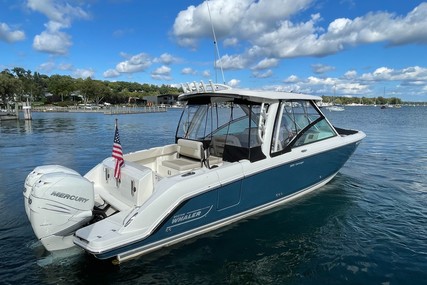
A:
<box><xmin>161</xmin><ymin>139</ymin><xmax>204</xmax><ymax>173</ymax></box>
<box><xmin>162</xmin><ymin>157</ymin><xmax>202</xmax><ymax>171</ymax></box>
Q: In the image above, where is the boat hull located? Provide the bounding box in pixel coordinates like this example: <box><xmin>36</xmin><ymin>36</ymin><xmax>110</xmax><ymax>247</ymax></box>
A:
<box><xmin>88</xmin><ymin>140</ymin><xmax>361</xmax><ymax>262</ymax></box>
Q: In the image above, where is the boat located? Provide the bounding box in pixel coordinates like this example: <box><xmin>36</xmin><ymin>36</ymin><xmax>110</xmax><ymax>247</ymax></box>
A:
<box><xmin>326</xmin><ymin>105</ymin><xmax>345</xmax><ymax>112</ymax></box>
<box><xmin>24</xmin><ymin>82</ymin><xmax>365</xmax><ymax>263</ymax></box>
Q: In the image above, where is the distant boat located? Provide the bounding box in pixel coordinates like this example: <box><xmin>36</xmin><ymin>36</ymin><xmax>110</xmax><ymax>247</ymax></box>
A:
<box><xmin>327</xmin><ymin>105</ymin><xmax>345</xmax><ymax>111</ymax></box>
<box><xmin>381</xmin><ymin>104</ymin><xmax>401</xmax><ymax>109</ymax></box>
<box><xmin>317</xmin><ymin>101</ymin><xmax>332</xmax><ymax>108</ymax></box>
<box><xmin>170</xmin><ymin>102</ymin><xmax>184</xmax><ymax>108</ymax></box>
<box><xmin>327</xmin><ymin>84</ymin><xmax>344</xmax><ymax>111</ymax></box>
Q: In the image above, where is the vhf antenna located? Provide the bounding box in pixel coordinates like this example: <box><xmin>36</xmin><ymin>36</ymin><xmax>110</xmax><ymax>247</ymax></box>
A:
<box><xmin>206</xmin><ymin>0</ymin><xmax>226</xmax><ymax>84</ymax></box>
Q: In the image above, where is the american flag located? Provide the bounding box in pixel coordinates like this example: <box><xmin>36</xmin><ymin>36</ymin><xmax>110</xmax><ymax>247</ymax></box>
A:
<box><xmin>112</xmin><ymin>120</ymin><xmax>124</xmax><ymax>179</ymax></box>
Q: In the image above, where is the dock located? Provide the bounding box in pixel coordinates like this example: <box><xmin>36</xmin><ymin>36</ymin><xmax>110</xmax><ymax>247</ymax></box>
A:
<box><xmin>32</xmin><ymin>106</ymin><xmax>167</xmax><ymax>115</ymax></box>
<box><xmin>0</xmin><ymin>113</ymin><xmax>18</xmax><ymax>121</ymax></box>
<box><xmin>0</xmin><ymin>102</ymin><xmax>20</xmax><ymax>121</ymax></box>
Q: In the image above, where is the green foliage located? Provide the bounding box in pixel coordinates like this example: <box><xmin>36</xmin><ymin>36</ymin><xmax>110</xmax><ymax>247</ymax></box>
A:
<box><xmin>48</xmin><ymin>75</ymin><xmax>75</xmax><ymax>101</ymax></box>
<box><xmin>321</xmin><ymin>95</ymin><xmax>403</xmax><ymax>105</ymax></box>
<box><xmin>0</xmin><ymin>71</ymin><xmax>22</xmax><ymax>105</ymax></box>
<box><xmin>0</xmin><ymin>68</ymin><xmax>181</xmax><ymax>105</ymax></box>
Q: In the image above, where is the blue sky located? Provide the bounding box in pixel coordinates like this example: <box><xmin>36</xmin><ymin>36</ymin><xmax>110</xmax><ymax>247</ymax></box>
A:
<box><xmin>1</xmin><ymin>0</ymin><xmax>427</xmax><ymax>101</ymax></box>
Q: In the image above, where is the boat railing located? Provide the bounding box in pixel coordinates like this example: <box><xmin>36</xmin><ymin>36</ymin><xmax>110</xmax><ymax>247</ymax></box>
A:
<box><xmin>181</xmin><ymin>81</ymin><xmax>231</xmax><ymax>94</ymax></box>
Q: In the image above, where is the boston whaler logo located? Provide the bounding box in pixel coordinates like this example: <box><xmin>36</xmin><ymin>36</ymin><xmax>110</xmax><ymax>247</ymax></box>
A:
<box><xmin>50</xmin><ymin>191</ymin><xmax>89</xmax><ymax>203</ymax></box>
<box><xmin>166</xmin><ymin>205</ymin><xmax>213</xmax><ymax>232</ymax></box>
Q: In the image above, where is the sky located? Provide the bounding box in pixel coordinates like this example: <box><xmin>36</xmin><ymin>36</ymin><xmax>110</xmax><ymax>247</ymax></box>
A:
<box><xmin>1</xmin><ymin>0</ymin><xmax>427</xmax><ymax>102</ymax></box>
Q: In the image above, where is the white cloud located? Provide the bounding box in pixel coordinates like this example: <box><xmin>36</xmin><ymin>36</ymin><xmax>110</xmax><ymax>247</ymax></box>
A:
<box><xmin>217</xmin><ymin>54</ymin><xmax>248</xmax><ymax>70</ymax></box>
<box><xmin>36</xmin><ymin>60</ymin><xmax>95</xmax><ymax>79</ymax></box>
<box><xmin>252</xmin><ymin>69</ymin><xmax>273</xmax><ymax>78</ymax></box>
<box><xmin>361</xmin><ymin>66</ymin><xmax>427</xmax><ymax>82</ymax></box>
<box><xmin>73</xmin><ymin>68</ymin><xmax>94</xmax><ymax>79</ymax></box>
<box><xmin>253</xmin><ymin>13</ymin><xmax>331</xmax><ymax>58</ymax></box>
<box><xmin>103</xmin><ymin>69</ymin><xmax>120</xmax><ymax>78</ymax></box>
<box><xmin>321</xmin><ymin>3</ymin><xmax>427</xmax><ymax>47</ymax></box>
<box><xmin>155</xmin><ymin>53</ymin><xmax>180</xmax><ymax>65</ymax></box>
<box><xmin>252</xmin><ymin>58</ymin><xmax>278</xmax><ymax>70</ymax></box>
<box><xmin>37</xmin><ymin>61</ymin><xmax>73</xmax><ymax>73</ymax></box>
<box><xmin>284</xmin><ymin>75</ymin><xmax>299</xmax><ymax>83</ymax></box>
<box><xmin>153</xmin><ymin>65</ymin><xmax>171</xmax><ymax>75</ymax></box>
<box><xmin>181</xmin><ymin>67</ymin><xmax>196</xmax><ymax>75</ymax></box>
<box><xmin>33</xmin><ymin>30</ymin><xmax>71</xmax><ymax>54</ymax></box>
<box><xmin>172</xmin><ymin>0</ymin><xmax>314</xmax><ymax>48</ymax></box>
<box><xmin>107</xmin><ymin>52</ymin><xmax>179</xmax><ymax>78</ymax></box>
<box><xmin>27</xmin><ymin>0</ymin><xmax>90</xmax><ymax>55</ymax></box>
<box><xmin>312</xmin><ymin>64</ymin><xmax>335</xmax><ymax>74</ymax></box>
<box><xmin>27</xmin><ymin>0</ymin><xmax>89</xmax><ymax>28</ymax></box>
<box><xmin>327</xmin><ymin>18</ymin><xmax>352</xmax><ymax>35</ymax></box>
<box><xmin>223</xmin><ymin>37</ymin><xmax>239</xmax><ymax>47</ymax></box>
<box><xmin>116</xmin><ymin>53</ymin><xmax>152</xmax><ymax>73</ymax></box>
<box><xmin>274</xmin><ymin>65</ymin><xmax>427</xmax><ymax>97</ymax></box>
<box><xmin>0</xmin><ymin>23</ymin><xmax>25</xmax><ymax>43</ymax></box>
<box><xmin>373</xmin><ymin>67</ymin><xmax>394</xmax><ymax>77</ymax></box>
<box><xmin>173</xmin><ymin>1</ymin><xmax>427</xmax><ymax>72</ymax></box>
<box><xmin>172</xmin><ymin>0</ymin><xmax>249</xmax><ymax>48</ymax></box>
<box><xmin>202</xmin><ymin>70</ymin><xmax>211</xmax><ymax>77</ymax></box>
<box><xmin>227</xmin><ymin>78</ymin><xmax>240</xmax><ymax>87</ymax></box>
<box><xmin>344</xmin><ymin>70</ymin><xmax>357</xmax><ymax>79</ymax></box>
<box><xmin>277</xmin><ymin>74</ymin><xmax>371</xmax><ymax>96</ymax></box>
<box><xmin>151</xmin><ymin>65</ymin><xmax>172</xmax><ymax>81</ymax></box>
<box><xmin>38</xmin><ymin>61</ymin><xmax>56</xmax><ymax>73</ymax></box>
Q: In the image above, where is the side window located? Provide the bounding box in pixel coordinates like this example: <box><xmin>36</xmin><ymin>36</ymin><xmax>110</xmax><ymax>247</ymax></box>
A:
<box><xmin>293</xmin><ymin>118</ymin><xmax>336</xmax><ymax>147</ymax></box>
<box><xmin>271</xmin><ymin>102</ymin><xmax>299</xmax><ymax>153</ymax></box>
<box><xmin>271</xmin><ymin>100</ymin><xmax>336</xmax><ymax>154</ymax></box>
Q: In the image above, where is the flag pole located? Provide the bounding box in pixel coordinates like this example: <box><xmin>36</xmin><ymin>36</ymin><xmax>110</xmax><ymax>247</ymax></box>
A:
<box><xmin>112</xmin><ymin>118</ymin><xmax>124</xmax><ymax>184</ymax></box>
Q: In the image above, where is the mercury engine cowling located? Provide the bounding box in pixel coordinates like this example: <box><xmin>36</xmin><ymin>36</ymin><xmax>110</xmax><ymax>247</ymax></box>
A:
<box><xmin>28</xmin><ymin>171</ymin><xmax>94</xmax><ymax>251</ymax></box>
<box><xmin>24</xmin><ymin>165</ymin><xmax>80</xmax><ymax>219</ymax></box>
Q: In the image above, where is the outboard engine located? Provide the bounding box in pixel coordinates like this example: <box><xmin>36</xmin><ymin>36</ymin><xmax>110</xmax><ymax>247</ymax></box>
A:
<box><xmin>24</xmin><ymin>165</ymin><xmax>80</xmax><ymax>219</ymax></box>
<box><xmin>28</xmin><ymin>171</ymin><xmax>94</xmax><ymax>251</ymax></box>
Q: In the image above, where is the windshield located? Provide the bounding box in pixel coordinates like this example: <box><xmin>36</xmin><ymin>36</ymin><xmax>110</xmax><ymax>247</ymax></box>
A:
<box><xmin>176</xmin><ymin>99</ymin><xmax>267</xmax><ymax>162</ymax></box>
<box><xmin>271</xmin><ymin>100</ymin><xmax>337</xmax><ymax>155</ymax></box>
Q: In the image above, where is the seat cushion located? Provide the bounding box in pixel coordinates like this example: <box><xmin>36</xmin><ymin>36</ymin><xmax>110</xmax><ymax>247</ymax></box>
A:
<box><xmin>178</xmin><ymin>139</ymin><xmax>203</xmax><ymax>160</ymax></box>
<box><xmin>162</xmin><ymin>157</ymin><xmax>201</xmax><ymax>171</ymax></box>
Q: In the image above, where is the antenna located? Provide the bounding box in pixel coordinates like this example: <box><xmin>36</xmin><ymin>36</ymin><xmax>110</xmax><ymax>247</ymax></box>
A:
<box><xmin>206</xmin><ymin>0</ymin><xmax>226</xmax><ymax>84</ymax></box>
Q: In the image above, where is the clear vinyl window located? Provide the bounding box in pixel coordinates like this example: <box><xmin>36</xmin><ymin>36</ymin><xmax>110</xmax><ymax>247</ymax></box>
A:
<box><xmin>271</xmin><ymin>100</ymin><xmax>336</xmax><ymax>154</ymax></box>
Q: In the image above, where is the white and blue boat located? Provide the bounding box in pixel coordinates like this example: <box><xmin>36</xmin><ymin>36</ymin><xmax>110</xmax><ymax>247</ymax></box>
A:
<box><xmin>24</xmin><ymin>82</ymin><xmax>365</xmax><ymax>263</ymax></box>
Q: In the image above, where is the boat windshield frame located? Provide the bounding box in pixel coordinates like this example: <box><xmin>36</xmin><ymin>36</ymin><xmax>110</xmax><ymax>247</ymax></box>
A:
<box><xmin>270</xmin><ymin>99</ymin><xmax>338</xmax><ymax>156</ymax></box>
<box><xmin>175</xmin><ymin>96</ymin><xmax>267</xmax><ymax>162</ymax></box>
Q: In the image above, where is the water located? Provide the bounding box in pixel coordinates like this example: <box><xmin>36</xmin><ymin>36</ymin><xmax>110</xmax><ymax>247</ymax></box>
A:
<box><xmin>1</xmin><ymin>107</ymin><xmax>426</xmax><ymax>284</ymax></box>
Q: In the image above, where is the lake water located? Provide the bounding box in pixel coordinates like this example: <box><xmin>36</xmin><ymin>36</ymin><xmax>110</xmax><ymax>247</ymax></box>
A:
<box><xmin>0</xmin><ymin>106</ymin><xmax>426</xmax><ymax>284</ymax></box>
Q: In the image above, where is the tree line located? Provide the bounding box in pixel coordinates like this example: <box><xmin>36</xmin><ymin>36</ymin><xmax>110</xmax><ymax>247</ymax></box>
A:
<box><xmin>1</xmin><ymin>67</ymin><xmax>404</xmax><ymax>107</ymax></box>
<box><xmin>321</xmin><ymin>95</ymin><xmax>402</xmax><ymax>106</ymax></box>
<box><xmin>0</xmin><ymin>67</ymin><xmax>181</xmax><ymax>107</ymax></box>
